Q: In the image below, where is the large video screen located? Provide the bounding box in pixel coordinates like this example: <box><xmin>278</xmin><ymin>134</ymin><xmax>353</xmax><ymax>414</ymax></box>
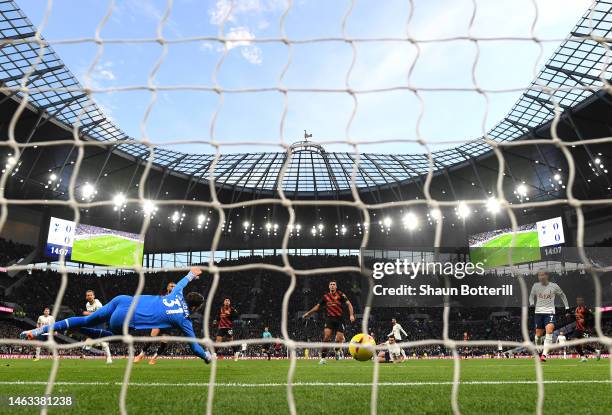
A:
<box><xmin>468</xmin><ymin>217</ymin><xmax>565</xmax><ymax>268</ymax></box>
<box><xmin>45</xmin><ymin>217</ymin><xmax>144</xmax><ymax>267</ymax></box>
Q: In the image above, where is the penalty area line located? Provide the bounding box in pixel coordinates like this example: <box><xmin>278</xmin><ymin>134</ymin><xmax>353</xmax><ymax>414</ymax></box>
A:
<box><xmin>2</xmin><ymin>380</ymin><xmax>611</xmax><ymax>387</ymax></box>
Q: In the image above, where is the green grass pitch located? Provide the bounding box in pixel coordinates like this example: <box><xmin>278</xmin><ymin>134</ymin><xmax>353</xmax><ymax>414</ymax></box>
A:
<box><xmin>470</xmin><ymin>231</ymin><xmax>541</xmax><ymax>269</ymax></box>
<box><xmin>1</xmin><ymin>358</ymin><xmax>610</xmax><ymax>414</ymax></box>
<box><xmin>71</xmin><ymin>235</ymin><xmax>143</xmax><ymax>267</ymax></box>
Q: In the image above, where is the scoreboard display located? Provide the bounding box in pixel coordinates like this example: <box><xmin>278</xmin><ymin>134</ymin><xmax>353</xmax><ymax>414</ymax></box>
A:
<box><xmin>45</xmin><ymin>216</ymin><xmax>76</xmax><ymax>259</ymax></box>
<box><xmin>536</xmin><ymin>216</ymin><xmax>565</xmax><ymax>247</ymax></box>
<box><xmin>44</xmin><ymin>217</ymin><xmax>144</xmax><ymax>267</ymax></box>
<box><xmin>469</xmin><ymin>216</ymin><xmax>566</xmax><ymax>268</ymax></box>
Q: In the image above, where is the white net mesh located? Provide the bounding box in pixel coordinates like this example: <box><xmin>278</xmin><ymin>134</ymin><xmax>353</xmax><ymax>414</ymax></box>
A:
<box><xmin>0</xmin><ymin>0</ymin><xmax>611</xmax><ymax>414</ymax></box>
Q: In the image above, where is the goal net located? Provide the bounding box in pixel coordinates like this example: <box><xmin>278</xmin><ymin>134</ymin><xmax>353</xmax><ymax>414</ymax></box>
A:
<box><xmin>0</xmin><ymin>0</ymin><xmax>611</xmax><ymax>414</ymax></box>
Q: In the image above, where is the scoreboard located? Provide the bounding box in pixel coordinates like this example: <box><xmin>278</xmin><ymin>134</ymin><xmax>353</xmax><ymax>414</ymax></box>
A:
<box><xmin>45</xmin><ymin>216</ymin><xmax>76</xmax><ymax>259</ymax></box>
<box><xmin>536</xmin><ymin>216</ymin><xmax>565</xmax><ymax>247</ymax></box>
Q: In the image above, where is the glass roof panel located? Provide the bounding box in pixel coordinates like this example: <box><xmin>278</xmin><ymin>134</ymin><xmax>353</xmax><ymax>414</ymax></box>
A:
<box><xmin>1</xmin><ymin>0</ymin><xmax>611</xmax><ymax>194</ymax></box>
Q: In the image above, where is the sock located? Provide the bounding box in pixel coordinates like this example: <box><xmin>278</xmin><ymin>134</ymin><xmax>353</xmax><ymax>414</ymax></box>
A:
<box><xmin>157</xmin><ymin>342</ymin><xmax>168</xmax><ymax>356</ymax></box>
<box><xmin>33</xmin><ymin>316</ymin><xmax>89</xmax><ymax>336</ymax></box>
<box><xmin>102</xmin><ymin>342</ymin><xmax>112</xmax><ymax>360</ymax></box>
<box><xmin>142</xmin><ymin>342</ymin><xmax>155</xmax><ymax>356</ymax></box>
<box><xmin>543</xmin><ymin>334</ymin><xmax>553</xmax><ymax>357</ymax></box>
<box><xmin>534</xmin><ymin>336</ymin><xmax>542</xmax><ymax>354</ymax></box>
<box><xmin>321</xmin><ymin>345</ymin><xmax>329</xmax><ymax>359</ymax></box>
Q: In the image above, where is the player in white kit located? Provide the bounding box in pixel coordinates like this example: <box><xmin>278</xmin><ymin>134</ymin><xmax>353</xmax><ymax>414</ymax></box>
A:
<box><xmin>388</xmin><ymin>318</ymin><xmax>408</xmax><ymax>341</ymax></box>
<box><xmin>556</xmin><ymin>330</ymin><xmax>567</xmax><ymax>359</ymax></box>
<box><xmin>34</xmin><ymin>307</ymin><xmax>55</xmax><ymax>361</ymax></box>
<box><xmin>529</xmin><ymin>271</ymin><xmax>569</xmax><ymax>361</ymax></box>
<box><xmin>377</xmin><ymin>335</ymin><xmax>406</xmax><ymax>363</ymax></box>
<box><xmin>84</xmin><ymin>290</ymin><xmax>113</xmax><ymax>364</ymax></box>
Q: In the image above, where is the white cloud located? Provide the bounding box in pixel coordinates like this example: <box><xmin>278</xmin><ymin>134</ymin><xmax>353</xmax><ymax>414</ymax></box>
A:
<box><xmin>80</xmin><ymin>60</ymin><xmax>117</xmax><ymax>88</ymax></box>
<box><xmin>209</xmin><ymin>0</ymin><xmax>287</xmax><ymax>25</ymax></box>
<box><xmin>241</xmin><ymin>46</ymin><xmax>263</xmax><ymax>64</ymax></box>
<box><xmin>209</xmin><ymin>26</ymin><xmax>263</xmax><ymax>65</ymax></box>
<box><xmin>225</xmin><ymin>26</ymin><xmax>256</xmax><ymax>50</ymax></box>
<box><xmin>200</xmin><ymin>41</ymin><xmax>215</xmax><ymax>52</ymax></box>
<box><xmin>209</xmin><ymin>0</ymin><xmax>234</xmax><ymax>25</ymax></box>
<box><xmin>207</xmin><ymin>0</ymin><xmax>288</xmax><ymax>64</ymax></box>
<box><xmin>95</xmin><ymin>62</ymin><xmax>116</xmax><ymax>81</ymax></box>
<box><xmin>122</xmin><ymin>0</ymin><xmax>183</xmax><ymax>38</ymax></box>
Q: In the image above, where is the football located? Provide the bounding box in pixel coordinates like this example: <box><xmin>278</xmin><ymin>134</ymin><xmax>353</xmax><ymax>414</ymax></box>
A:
<box><xmin>348</xmin><ymin>333</ymin><xmax>376</xmax><ymax>361</ymax></box>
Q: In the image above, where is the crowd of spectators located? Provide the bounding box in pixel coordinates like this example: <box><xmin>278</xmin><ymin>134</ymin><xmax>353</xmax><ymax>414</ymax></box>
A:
<box><xmin>1</xmin><ymin>251</ymin><xmax>611</xmax><ymax>358</ymax></box>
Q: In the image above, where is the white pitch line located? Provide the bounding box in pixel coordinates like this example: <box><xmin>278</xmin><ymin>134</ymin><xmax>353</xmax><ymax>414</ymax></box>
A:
<box><xmin>1</xmin><ymin>380</ymin><xmax>611</xmax><ymax>387</ymax></box>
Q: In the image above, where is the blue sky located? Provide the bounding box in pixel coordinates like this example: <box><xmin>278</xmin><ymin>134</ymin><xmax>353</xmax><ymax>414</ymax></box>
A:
<box><xmin>17</xmin><ymin>0</ymin><xmax>592</xmax><ymax>154</ymax></box>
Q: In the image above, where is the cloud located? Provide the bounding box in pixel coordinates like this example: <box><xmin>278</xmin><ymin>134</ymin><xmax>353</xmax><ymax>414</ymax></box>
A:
<box><xmin>94</xmin><ymin>61</ymin><xmax>117</xmax><ymax>81</ymax></box>
<box><xmin>122</xmin><ymin>0</ymin><xmax>183</xmax><ymax>38</ymax></box>
<box><xmin>225</xmin><ymin>26</ymin><xmax>256</xmax><ymax>49</ymax></box>
<box><xmin>241</xmin><ymin>46</ymin><xmax>263</xmax><ymax>64</ymax></box>
<box><xmin>200</xmin><ymin>41</ymin><xmax>215</xmax><ymax>52</ymax></box>
<box><xmin>209</xmin><ymin>0</ymin><xmax>287</xmax><ymax>25</ymax></box>
<box><xmin>80</xmin><ymin>60</ymin><xmax>118</xmax><ymax>88</ymax></box>
<box><xmin>207</xmin><ymin>1</ymin><xmax>288</xmax><ymax>64</ymax></box>
<box><xmin>208</xmin><ymin>26</ymin><xmax>263</xmax><ymax>65</ymax></box>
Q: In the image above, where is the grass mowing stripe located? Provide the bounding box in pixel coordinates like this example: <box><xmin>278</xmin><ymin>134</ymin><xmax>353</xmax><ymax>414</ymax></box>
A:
<box><xmin>2</xmin><ymin>380</ymin><xmax>610</xmax><ymax>387</ymax></box>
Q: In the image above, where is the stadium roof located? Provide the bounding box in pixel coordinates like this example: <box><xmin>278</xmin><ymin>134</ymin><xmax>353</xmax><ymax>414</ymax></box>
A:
<box><xmin>1</xmin><ymin>0</ymin><xmax>612</xmax><ymax>195</ymax></box>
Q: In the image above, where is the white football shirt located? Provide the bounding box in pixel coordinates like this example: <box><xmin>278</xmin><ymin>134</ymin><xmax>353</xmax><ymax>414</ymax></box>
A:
<box><xmin>385</xmin><ymin>341</ymin><xmax>405</xmax><ymax>361</ymax></box>
<box><xmin>529</xmin><ymin>282</ymin><xmax>569</xmax><ymax>314</ymax></box>
<box><xmin>556</xmin><ymin>335</ymin><xmax>567</xmax><ymax>345</ymax></box>
<box><xmin>388</xmin><ymin>323</ymin><xmax>408</xmax><ymax>341</ymax></box>
<box><xmin>86</xmin><ymin>298</ymin><xmax>103</xmax><ymax>313</ymax></box>
<box><xmin>37</xmin><ymin>315</ymin><xmax>55</xmax><ymax>335</ymax></box>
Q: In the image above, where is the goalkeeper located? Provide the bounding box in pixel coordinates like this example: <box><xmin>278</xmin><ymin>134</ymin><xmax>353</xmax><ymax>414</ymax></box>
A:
<box><xmin>20</xmin><ymin>267</ymin><xmax>211</xmax><ymax>363</ymax></box>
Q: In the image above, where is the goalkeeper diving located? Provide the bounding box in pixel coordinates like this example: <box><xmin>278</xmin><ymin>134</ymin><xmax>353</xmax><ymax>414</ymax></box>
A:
<box><xmin>20</xmin><ymin>267</ymin><xmax>211</xmax><ymax>363</ymax></box>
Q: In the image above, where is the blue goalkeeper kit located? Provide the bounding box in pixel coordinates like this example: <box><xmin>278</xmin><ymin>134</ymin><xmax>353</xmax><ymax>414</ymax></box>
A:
<box><xmin>22</xmin><ymin>272</ymin><xmax>210</xmax><ymax>361</ymax></box>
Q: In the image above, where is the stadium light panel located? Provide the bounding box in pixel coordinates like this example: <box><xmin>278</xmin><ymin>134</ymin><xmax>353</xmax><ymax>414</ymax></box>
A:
<box><xmin>429</xmin><ymin>208</ymin><xmax>442</xmax><ymax>221</ymax></box>
<box><xmin>383</xmin><ymin>216</ymin><xmax>392</xmax><ymax>227</ymax></box>
<box><xmin>171</xmin><ymin>211</ymin><xmax>180</xmax><ymax>223</ymax></box>
<box><xmin>553</xmin><ymin>173</ymin><xmax>561</xmax><ymax>181</ymax></box>
<box><xmin>113</xmin><ymin>193</ymin><xmax>126</xmax><ymax>207</ymax></box>
<box><xmin>142</xmin><ymin>200</ymin><xmax>157</xmax><ymax>216</ymax></box>
<box><xmin>485</xmin><ymin>197</ymin><xmax>501</xmax><ymax>214</ymax></box>
<box><xmin>456</xmin><ymin>202</ymin><xmax>470</xmax><ymax>219</ymax></box>
<box><xmin>516</xmin><ymin>184</ymin><xmax>528</xmax><ymax>197</ymax></box>
<box><xmin>81</xmin><ymin>183</ymin><xmax>96</xmax><ymax>200</ymax></box>
<box><xmin>243</xmin><ymin>221</ymin><xmax>249</xmax><ymax>228</ymax></box>
<box><xmin>49</xmin><ymin>173</ymin><xmax>57</xmax><ymax>182</ymax></box>
<box><xmin>402</xmin><ymin>212</ymin><xmax>418</xmax><ymax>230</ymax></box>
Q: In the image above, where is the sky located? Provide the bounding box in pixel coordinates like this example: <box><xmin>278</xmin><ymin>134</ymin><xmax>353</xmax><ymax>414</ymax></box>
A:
<box><xmin>17</xmin><ymin>0</ymin><xmax>593</xmax><ymax>154</ymax></box>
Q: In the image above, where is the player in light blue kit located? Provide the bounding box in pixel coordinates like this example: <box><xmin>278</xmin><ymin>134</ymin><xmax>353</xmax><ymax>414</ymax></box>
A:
<box><xmin>20</xmin><ymin>267</ymin><xmax>211</xmax><ymax>363</ymax></box>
